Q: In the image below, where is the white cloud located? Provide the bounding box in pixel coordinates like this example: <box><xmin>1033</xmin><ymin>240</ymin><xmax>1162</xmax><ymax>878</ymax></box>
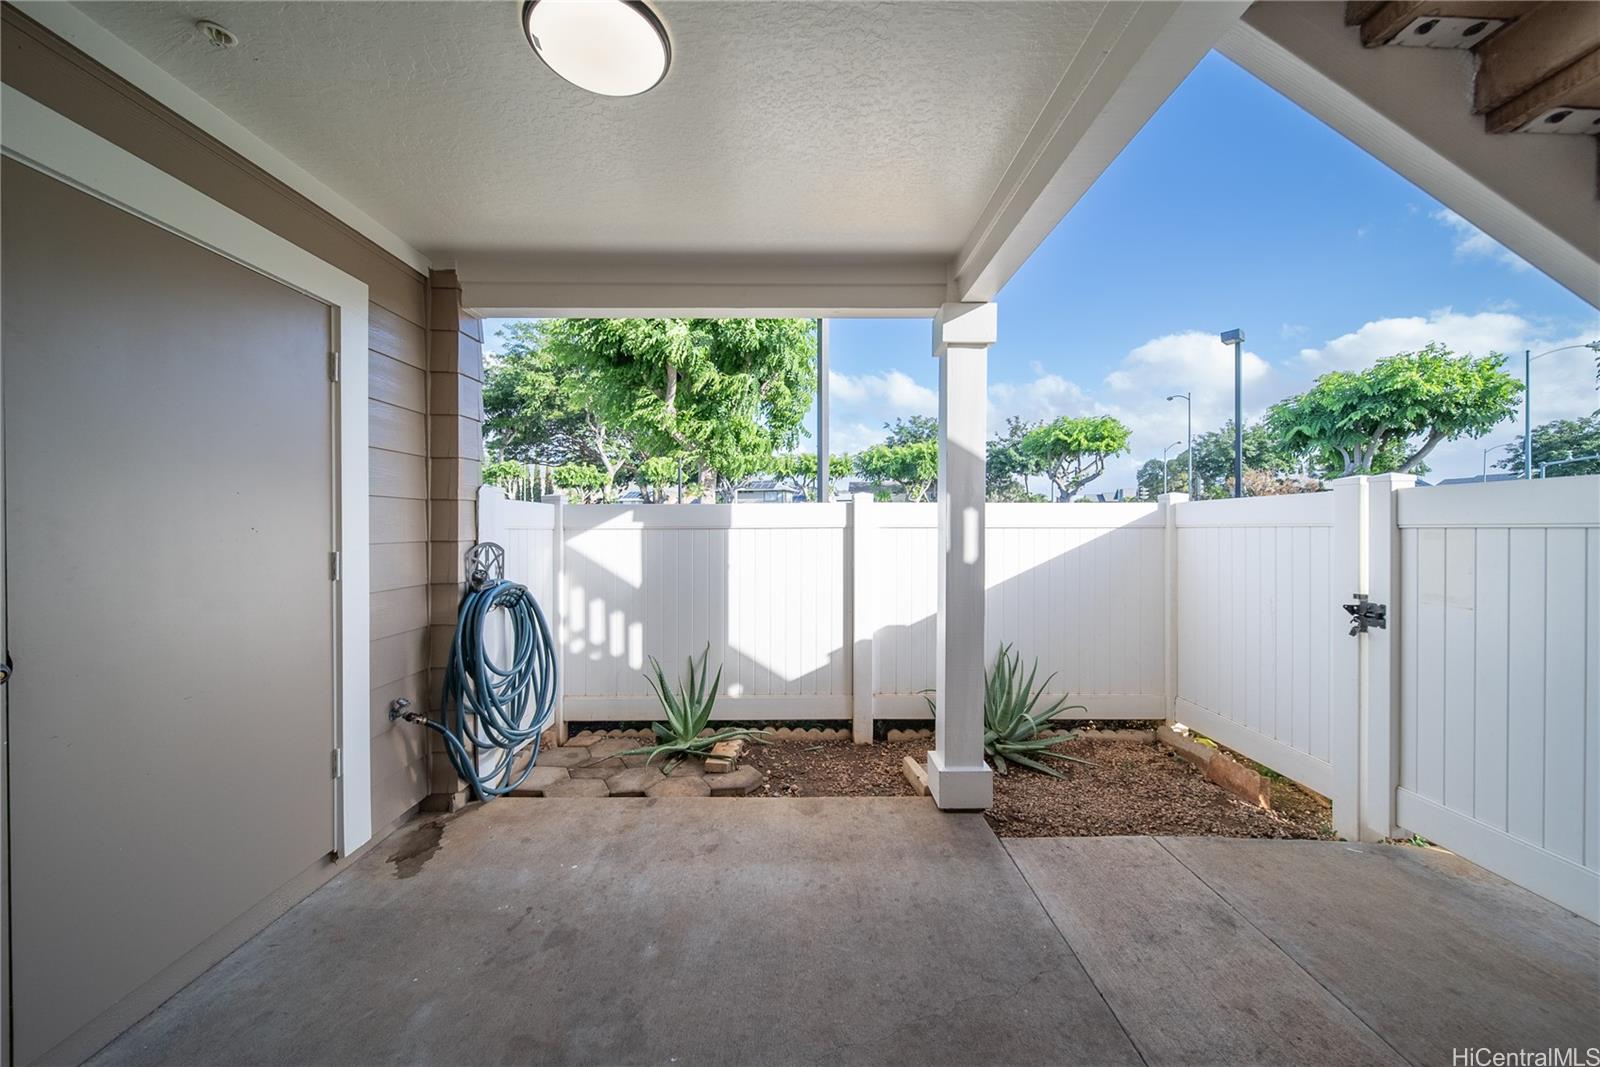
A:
<box><xmin>988</xmin><ymin>373</ymin><xmax>1091</xmax><ymax>426</ymax></box>
<box><xmin>827</xmin><ymin>368</ymin><xmax>936</xmax><ymax>416</ymax></box>
<box><xmin>1300</xmin><ymin>309</ymin><xmax>1542</xmax><ymax>372</ymax></box>
<box><xmin>1431</xmin><ymin>209</ymin><xmax>1531</xmax><ymax>272</ymax></box>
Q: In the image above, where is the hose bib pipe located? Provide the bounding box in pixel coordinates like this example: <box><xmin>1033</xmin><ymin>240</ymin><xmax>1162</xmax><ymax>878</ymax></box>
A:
<box><xmin>395</xmin><ymin>542</ymin><xmax>558</xmax><ymax>800</ymax></box>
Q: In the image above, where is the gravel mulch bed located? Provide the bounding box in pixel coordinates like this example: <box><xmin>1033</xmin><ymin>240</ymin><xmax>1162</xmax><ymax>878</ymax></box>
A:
<box><xmin>742</xmin><ymin>735</ymin><xmax>1333</xmax><ymax>840</ymax></box>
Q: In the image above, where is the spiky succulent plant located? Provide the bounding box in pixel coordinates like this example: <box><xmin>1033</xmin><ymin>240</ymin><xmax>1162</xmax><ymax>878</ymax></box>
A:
<box><xmin>618</xmin><ymin>646</ymin><xmax>769</xmax><ymax>771</ymax></box>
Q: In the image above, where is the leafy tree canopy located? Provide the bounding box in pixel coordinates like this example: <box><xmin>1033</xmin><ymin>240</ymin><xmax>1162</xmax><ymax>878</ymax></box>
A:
<box><xmin>551</xmin><ymin>462</ymin><xmax>605</xmax><ymax>501</ymax></box>
<box><xmin>1495</xmin><ymin>412</ymin><xmax>1600</xmax><ymax>478</ymax></box>
<box><xmin>484</xmin><ymin>317</ymin><xmax>817</xmax><ymax>498</ymax></box>
<box><xmin>1270</xmin><ymin>343</ymin><xmax>1520</xmax><ymax>476</ymax></box>
<box><xmin>987</xmin><ymin>416</ymin><xmax>1042</xmax><ymax>501</ymax></box>
<box><xmin>883</xmin><ymin>415</ymin><xmax>937</xmax><ymax>447</ymax></box>
<box><xmin>856</xmin><ymin>440</ymin><xmax>939</xmax><ymax>501</ymax></box>
<box><xmin>1019</xmin><ymin>415</ymin><xmax>1131</xmax><ymax>501</ymax></box>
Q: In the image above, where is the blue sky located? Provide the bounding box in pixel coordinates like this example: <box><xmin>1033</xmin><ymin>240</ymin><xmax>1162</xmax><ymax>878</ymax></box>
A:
<box><xmin>488</xmin><ymin>51</ymin><xmax>1598</xmax><ymax>489</ymax></box>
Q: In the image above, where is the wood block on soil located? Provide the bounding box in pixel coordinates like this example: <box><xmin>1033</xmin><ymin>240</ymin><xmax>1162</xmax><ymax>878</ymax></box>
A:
<box><xmin>901</xmin><ymin>755</ymin><xmax>930</xmax><ymax>797</ymax></box>
<box><xmin>1205</xmin><ymin>751</ymin><xmax>1271</xmax><ymax>809</ymax></box>
<box><xmin>1157</xmin><ymin>725</ymin><xmax>1214</xmax><ymax>770</ymax></box>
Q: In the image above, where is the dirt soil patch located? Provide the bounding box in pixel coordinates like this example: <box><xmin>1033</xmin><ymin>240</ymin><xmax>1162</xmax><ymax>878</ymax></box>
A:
<box><xmin>742</xmin><ymin>735</ymin><xmax>1333</xmax><ymax>840</ymax></box>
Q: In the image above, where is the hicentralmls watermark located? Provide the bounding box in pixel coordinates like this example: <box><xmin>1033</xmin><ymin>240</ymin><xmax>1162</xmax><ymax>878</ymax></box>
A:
<box><xmin>1453</xmin><ymin>1050</ymin><xmax>1600</xmax><ymax>1066</ymax></box>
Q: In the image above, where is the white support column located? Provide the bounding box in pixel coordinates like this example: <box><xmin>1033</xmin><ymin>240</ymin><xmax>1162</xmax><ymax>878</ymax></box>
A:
<box><xmin>550</xmin><ymin>492</ymin><xmax>569</xmax><ymax>745</ymax></box>
<box><xmin>849</xmin><ymin>492</ymin><xmax>876</xmax><ymax>743</ymax></box>
<box><xmin>1159</xmin><ymin>492</ymin><xmax>1188</xmax><ymax>722</ymax></box>
<box><xmin>1328</xmin><ymin>475</ymin><xmax>1369</xmax><ymax>841</ymax></box>
<box><xmin>926</xmin><ymin>302</ymin><xmax>996</xmax><ymax>810</ymax></box>
<box><xmin>1360</xmin><ymin>473</ymin><xmax>1414</xmax><ymax>841</ymax></box>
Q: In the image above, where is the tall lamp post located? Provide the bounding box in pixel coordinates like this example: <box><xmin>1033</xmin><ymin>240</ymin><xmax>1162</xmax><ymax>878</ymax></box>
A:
<box><xmin>1220</xmin><ymin>329</ymin><xmax>1245</xmax><ymax>497</ymax></box>
<box><xmin>1166</xmin><ymin>391</ymin><xmax>1192</xmax><ymax>494</ymax></box>
<box><xmin>1162</xmin><ymin>441</ymin><xmax>1183</xmax><ymax>494</ymax></box>
<box><xmin>1523</xmin><ymin>341</ymin><xmax>1600</xmax><ymax>477</ymax></box>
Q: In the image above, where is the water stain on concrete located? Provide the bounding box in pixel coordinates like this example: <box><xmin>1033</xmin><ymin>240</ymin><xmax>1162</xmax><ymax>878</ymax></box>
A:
<box><xmin>387</xmin><ymin>819</ymin><xmax>445</xmax><ymax>879</ymax></box>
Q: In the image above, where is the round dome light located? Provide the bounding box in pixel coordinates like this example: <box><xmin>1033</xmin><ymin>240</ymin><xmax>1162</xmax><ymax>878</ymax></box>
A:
<box><xmin>522</xmin><ymin>0</ymin><xmax>671</xmax><ymax>97</ymax></box>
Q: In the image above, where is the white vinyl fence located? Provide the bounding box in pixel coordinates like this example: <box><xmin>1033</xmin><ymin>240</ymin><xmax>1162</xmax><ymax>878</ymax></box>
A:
<box><xmin>1385</xmin><ymin>479</ymin><xmax>1598</xmax><ymax>921</ymax></box>
<box><xmin>481</xmin><ymin>490</ymin><xmax>1169</xmax><ymax>737</ymax></box>
<box><xmin>1172</xmin><ymin>487</ymin><xmax>1359</xmax><ymax>819</ymax></box>
<box><xmin>481</xmin><ymin>476</ymin><xmax>1600</xmax><ymax>920</ymax></box>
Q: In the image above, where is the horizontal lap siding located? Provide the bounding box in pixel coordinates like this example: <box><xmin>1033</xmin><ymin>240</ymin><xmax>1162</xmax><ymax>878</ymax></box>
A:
<box><xmin>367</xmin><ymin>304</ymin><xmax>430</xmax><ymax>820</ymax></box>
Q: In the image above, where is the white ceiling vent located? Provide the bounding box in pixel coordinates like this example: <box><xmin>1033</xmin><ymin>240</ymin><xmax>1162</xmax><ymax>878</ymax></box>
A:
<box><xmin>1517</xmin><ymin>106</ymin><xmax>1600</xmax><ymax>134</ymax></box>
<box><xmin>1389</xmin><ymin>15</ymin><xmax>1506</xmax><ymax>48</ymax></box>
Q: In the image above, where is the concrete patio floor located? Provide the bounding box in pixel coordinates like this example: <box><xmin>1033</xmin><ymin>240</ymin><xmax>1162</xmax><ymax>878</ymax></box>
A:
<box><xmin>89</xmin><ymin>798</ymin><xmax>1599</xmax><ymax>1067</ymax></box>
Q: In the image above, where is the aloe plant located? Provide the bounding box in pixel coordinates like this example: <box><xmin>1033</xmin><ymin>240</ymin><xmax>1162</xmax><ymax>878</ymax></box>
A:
<box><xmin>618</xmin><ymin>646</ymin><xmax>770</xmax><ymax>770</ymax></box>
<box><xmin>925</xmin><ymin>644</ymin><xmax>1093</xmax><ymax>777</ymax></box>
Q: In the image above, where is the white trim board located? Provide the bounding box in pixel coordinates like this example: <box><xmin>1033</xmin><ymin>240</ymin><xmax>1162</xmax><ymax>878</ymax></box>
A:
<box><xmin>12</xmin><ymin>0</ymin><xmax>431</xmax><ymax>276</ymax></box>
<box><xmin>1396</xmin><ymin>789</ymin><xmax>1599</xmax><ymax>922</ymax></box>
<box><xmin>1</xmin><ymin>85</ymin><xmax>374</xmax><ymax>856</ymax></box>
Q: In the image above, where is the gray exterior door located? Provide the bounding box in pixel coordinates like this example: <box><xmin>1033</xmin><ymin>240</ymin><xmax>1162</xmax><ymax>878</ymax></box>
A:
<box><xmin>2</xmin><ymin>160</ymin><xmax>338</xmax><ymax>1064</ymax></box>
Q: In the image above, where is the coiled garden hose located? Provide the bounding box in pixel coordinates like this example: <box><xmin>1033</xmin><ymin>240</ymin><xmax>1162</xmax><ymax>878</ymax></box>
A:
<box><xmin>395</xmin><ymin>543</ymin><xmax>558</xmax><ymax>801</ymax></box>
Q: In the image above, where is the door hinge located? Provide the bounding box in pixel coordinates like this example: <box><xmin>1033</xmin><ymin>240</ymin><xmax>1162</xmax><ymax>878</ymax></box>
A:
<box><xmin>332</xmin><ymin>747</ymin><xmax>344</xmax><ymax>780</ymax></box>
<box><xmin>327</xmin><ymin>349</ymin><xmax>341</xmax><ymax>382</ymax></box>
<box><xmin>330</xmin><ymin>551</ymin><xmax>342</xmax><ymax>581</ymax></box>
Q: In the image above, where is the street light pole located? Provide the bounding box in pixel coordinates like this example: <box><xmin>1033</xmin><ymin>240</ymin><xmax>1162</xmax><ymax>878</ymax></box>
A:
<box><xmin>1221</xmin><ymin>330</ymin><xmax>1244</xmax><ymax>497</ymax></box>
<box><xmin>1523</xmin><ymin>341</ymin><xmax>1600</xmax><ymax>478</ymax></box>
<box><xmin>1166</xmin><ymin>391</ymin><xmax>1192</xmax><ymax>494</ymax></box>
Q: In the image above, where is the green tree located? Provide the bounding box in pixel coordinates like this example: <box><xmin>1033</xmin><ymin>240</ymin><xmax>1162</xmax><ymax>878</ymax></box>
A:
<box><xmin>1495</xmin><ymin>413</ymin><xmax>1600</xmax><ymax>477</ymax></box>
<box><xmin>1018</xmin><ymin>415</ymin><xmax>1131</xmax><ymax>501</ymax></box>
<box><xmin>486</xmin><ymin>318</ymin><xmax>817</xmax><ymax>501</ymax></box>
<box><xmin>987</xmin><ymin>416</ymin><xmax>1041</xmax><ymax>501</ymax></box>
<box><xmin>539</xmin><ymin>318</ymin><xmax>816</xmax><ymax>498</ymax></box>
<box><xmin>857</xmin><ymin>440</ymin><xmax>939</xmax><ymax>501</ymax></box>
<box><xmin>769</xmin><ymin>452</ymin><xmax>854</xmax><ymax>498</ymax></box>
<box><xmin>636</xmin><ymin>455</ymin><xmax>682</xmax><ymax>502</ymax></box>
<box><xmin>551</xmin><ymin>462</ymin><xmax>605</xmax><ymax>502</ymax></box>
<box><xmin>883</xmin><ymin>415</ymin><xmax>937</xmax><ymax>447</ymax></box>
<box><xmin>1271</xmin><ymin>344</ymin><xmax>1521</xmax><ymax>476</ymax></box>
<box><xmin>1167</xmin><ymin>418</ymin><xmax>1310</xmax><ymax>498</ymax></box>
<box><xmin>1135</xmin><ymin>456</ymin><xmax>1190</xmax><ymax>499</ymax></box>
<box><xmin>484</xmin><ymin>321</ymin><xmax>636</xmax><ymax>496</ymax></box>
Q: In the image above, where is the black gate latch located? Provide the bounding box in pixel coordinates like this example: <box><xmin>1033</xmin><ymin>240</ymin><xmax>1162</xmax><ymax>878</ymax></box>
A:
<box><xmin>1343</xmin><ymin>594</ymin><xmax>1387</xmax><ymax>636</ymax></box>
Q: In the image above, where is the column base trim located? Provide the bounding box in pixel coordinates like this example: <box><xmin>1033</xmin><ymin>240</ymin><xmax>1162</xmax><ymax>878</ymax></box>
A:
<box><xmin>926</xmin><ymin>750</ymin><xmax>993</xmax><ymax>810</ymax></box>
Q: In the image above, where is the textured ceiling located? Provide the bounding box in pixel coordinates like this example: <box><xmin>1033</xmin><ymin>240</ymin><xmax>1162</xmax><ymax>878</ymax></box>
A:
<box><xmin>74</xmin><ymin>1</ymin><xmax>1103</xmax><ymax>262</ymax></box>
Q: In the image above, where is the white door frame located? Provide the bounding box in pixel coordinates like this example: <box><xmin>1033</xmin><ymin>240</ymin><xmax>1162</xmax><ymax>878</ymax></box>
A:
<box><xmin>0</xmin><ymin>86</ymin><xmax>373</xmax><ymax>857</ymax></box>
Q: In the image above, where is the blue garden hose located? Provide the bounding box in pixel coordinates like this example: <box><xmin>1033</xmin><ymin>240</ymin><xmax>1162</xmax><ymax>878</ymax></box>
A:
<box><xmin>400</xmin><ymin>543</ymin><xmax>559</xmax><ymax>801</ymax></box>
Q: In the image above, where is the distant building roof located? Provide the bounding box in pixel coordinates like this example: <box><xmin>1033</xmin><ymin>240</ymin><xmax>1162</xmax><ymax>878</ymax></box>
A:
<box><xmin>1433</xmin><ymin>473</ymin><xmax>1520</xmax><ymax>486</ymax></box>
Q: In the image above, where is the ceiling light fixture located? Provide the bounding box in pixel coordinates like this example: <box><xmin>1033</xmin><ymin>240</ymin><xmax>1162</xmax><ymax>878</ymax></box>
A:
<box><xmin>521</xmin><ymin>0</ymin><xmax>670</xmax><ymax>97</ymax></box>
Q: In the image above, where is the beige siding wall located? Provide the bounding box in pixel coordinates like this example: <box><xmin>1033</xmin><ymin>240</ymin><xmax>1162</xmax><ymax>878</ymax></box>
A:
<box><xmin>0</xmin><ymin>4</ymin><xmax>435</xmax><ymax>831</ymax></box>
<box><xmin>367</xmin><ymin>304</ymin><xmax>432</xmax><ymax>824</ymax></box>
